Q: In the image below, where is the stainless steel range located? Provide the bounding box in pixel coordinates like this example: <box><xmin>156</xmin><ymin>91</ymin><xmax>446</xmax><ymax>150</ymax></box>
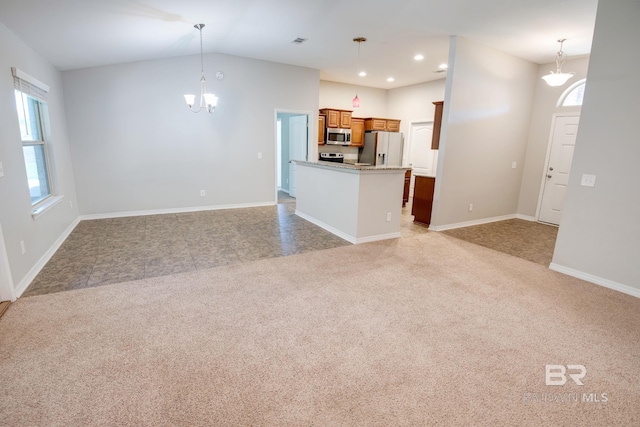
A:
<box><xmin>319</xmin><ymin>153</ymin><xmax>344</xmax><ymax>163</ymax></box>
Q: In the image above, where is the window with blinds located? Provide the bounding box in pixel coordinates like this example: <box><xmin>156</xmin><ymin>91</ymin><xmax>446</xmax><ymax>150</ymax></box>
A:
<box><xmin>12</xmin><ymin>67</ymin><xmax>54</xmax><ymax>206</ymax></box>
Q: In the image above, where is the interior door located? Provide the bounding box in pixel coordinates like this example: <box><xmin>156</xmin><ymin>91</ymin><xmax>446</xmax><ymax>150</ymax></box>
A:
<box><xmin>539</xmin><ymin>114</ymin><xmax>580</xmax><ymax>225</ymax></box>
<box><xmin>408</xmin><ymin>123</ymin><xmax>437</xmax><ymax>202</ymax></box>
<box><xmin>288</xmin><ymin>115</ymin><xmax>308</xmax><ymax>198</ymax></box>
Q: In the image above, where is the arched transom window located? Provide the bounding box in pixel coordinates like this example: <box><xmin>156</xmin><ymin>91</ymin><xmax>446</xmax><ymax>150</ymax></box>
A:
<box><xmin>558</xmin><ymin>79</ymin><xmax>587</xmax><ymax>107</ymax></box>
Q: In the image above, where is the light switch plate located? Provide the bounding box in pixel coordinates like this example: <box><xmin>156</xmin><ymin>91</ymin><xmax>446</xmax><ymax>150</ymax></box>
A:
<box><xmin>511</xmin><ymin>161</ymin><xmax>517</xmax><ymax>169</ymax></box>
<box><xmin>581</xmin><ymin>174</ymin><xmax>597</xmax><ymax>187</ymax></box>
<box><xmin>0</xmin><ymin>161</ymin><xmax>4</xmax><ymax>177</ymax></box>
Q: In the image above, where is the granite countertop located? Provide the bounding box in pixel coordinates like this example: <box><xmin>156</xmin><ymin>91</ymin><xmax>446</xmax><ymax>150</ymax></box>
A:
<box><xmin>295</xmin><ymin>160</ymin><xmax>410</xmax><ymax>171</ymax></box>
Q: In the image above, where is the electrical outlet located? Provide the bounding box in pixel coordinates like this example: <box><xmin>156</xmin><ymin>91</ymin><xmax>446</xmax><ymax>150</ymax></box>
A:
<box><xmin>257</xmin><ymin>152</ymin><xmax>262</xmax><ymax>159</ymax></box>
<box><xmin>512</xmin><ymin>161</ymin><xmax>517</xmax><ymax>169</ymax></box>
<box><xmin>0</xmin><ymin>161</ymin><xmax>4</xmax><ymax>177</ymax></box>
<box><xmin>20</xmin><ymin>240</ymin><xmax>25</xmax><ymax>255</ymax></box>
<box><xmin>386</xmin><ymin>212</ymin><xmax>392</xmax><ymax>222</ymax></box>
<box><xmin>468</xmin><ymin>203</ymin><xmax>473</xmax><ymax>212</ymax></box>
<box><xmin>200</xmin><ymin>190</ymin><xmax>206</xmax><ymax>197</ymax></box>
<box><xmin>580</xmin><ymin>174</ymin><xmax>597</xmax><ymax>187</ymax></box>
<box><xmin>69</xmin><ymin>201</ymin><xmax>73</xmax><ymax>210</ymax></box>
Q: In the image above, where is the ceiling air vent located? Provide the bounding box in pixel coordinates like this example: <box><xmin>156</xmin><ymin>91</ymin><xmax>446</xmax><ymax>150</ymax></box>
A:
<box><xmin>291</xmin><ymin>38</ymin><xmax>308</xmax><ymax>45</ymax></box>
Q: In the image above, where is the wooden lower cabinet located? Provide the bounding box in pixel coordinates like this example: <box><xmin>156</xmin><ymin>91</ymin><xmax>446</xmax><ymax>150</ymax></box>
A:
<box><xmin>412</xmin><ymin>175</ymin><xmax>436</xmax><ymax>225</ymax></box>
<box><xmin>403</xmin><ymin>169</ymin><xmax>411</xmax><ymax>206</ymax></box>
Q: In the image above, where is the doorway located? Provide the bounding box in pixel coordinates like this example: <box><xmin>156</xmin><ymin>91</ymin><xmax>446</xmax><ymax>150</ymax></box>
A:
<box><xmin>537</xmin><ymin>113</ymin><xmax>580</xmax><ymax>225</ymax></box>
<box><xmin>407</xmin><ymin>121</ymin><xmax>437</xmax><ymax>205</ymax></box>
<box><xmin>276</xmin><ymin>112</ymin><xmax>310</xmax><ymax>199</ymax></box>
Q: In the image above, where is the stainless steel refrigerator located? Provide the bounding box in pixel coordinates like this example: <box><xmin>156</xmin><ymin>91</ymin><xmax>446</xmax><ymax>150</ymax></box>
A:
<box><xmin>359</xmin><ymin>131</ymin><xmax>404</xmax><ymax>166</ymax></box>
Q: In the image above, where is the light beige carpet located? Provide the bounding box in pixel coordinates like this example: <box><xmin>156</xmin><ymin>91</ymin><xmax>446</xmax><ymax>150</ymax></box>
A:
<box><xmin>1</xmin><ymin>233</ymin><xmax>639</xmax><ymax>426</ymax></box>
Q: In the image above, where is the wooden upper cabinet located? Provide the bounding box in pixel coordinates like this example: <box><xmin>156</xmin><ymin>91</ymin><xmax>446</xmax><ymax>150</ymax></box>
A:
<box><xmin>351</xmin><ymin>118</ymin><xmax>365</xmax><ymax>147</ymax></box>
<box><xmin>318</xmin><ymin>115</ymin><xmax>326</xmax><ymax>145</ymax></box>
<box><xmin>340</xmin><ymin>111</ymin><xmax>352</xmax><ymax>128</ymax></box>
<box><xmin>364</xmin><ymin>118</ymin><xmax>387</xmax><ymax>131</ymax></box>
<box><xmin>364</xmin><ymin>118</ymin><xmax>401</xmax><ymax>132</ymax></box>
<box><xmin>386</xmin><ymin>119</ymin><xmax>401</xmax><ymax>132</ymax></box>
<box><xmin>320</xmin><ymin>109</ymin><xmax>352</xmax><ymax>129</ymax></box>
<box><xmin>432</xmin><ymin>101</ymin><xmax>443</xmax><ymax>150</ymax></box>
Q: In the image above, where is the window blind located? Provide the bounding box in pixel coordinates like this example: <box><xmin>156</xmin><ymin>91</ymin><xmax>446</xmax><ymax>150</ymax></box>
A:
<box><xmin>11</xmin><ymin>67</ymin><xmax>49</xmax><ymax>102</ymax></box>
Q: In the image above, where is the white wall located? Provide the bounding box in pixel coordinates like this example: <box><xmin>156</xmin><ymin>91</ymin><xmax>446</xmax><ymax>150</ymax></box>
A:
<box><xmin>432</xmin><ymin>36</ymin><xmax>537</xmax><ymax>228</ymax></box>
<box><xmin>319</xmin><ymin>81</ymin><xmax>388</xmax><ymax>118</ymax></box>
<box><xmin>63</xmin><ymin>54</ymin><xmax>319</xmax><ymax>216</ymax></box>
<box><xmin>517</xmin><ymin>57</ymin><xmax>590</xmax><ymax>218</ymax></box>
<box><xmin>387</xmin><ymin>79</ymin><xmax>447</xmax><ymax>138</ymax></box>
<box><xmin>0</xmin><ymin>23</ymin><xmax>79</xmax><ymax>296</ymax></box>
<box><xmin>552</xmin><ymin>0</ymin><xmax>640</xmax><ymax>292</ymax></box>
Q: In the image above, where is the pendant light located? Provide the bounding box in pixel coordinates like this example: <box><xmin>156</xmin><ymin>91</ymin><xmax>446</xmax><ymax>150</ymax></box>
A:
<box><xmin>352</xmin><ymin>37</ymin><xmax>366</xmax><ymax>109</ymax></box>
<box><xmin>184</xmin><ymin>24</ymin><xmax>218</xmax><ymax>113</ymax></box>
<box><xmin>542</xmin><ymin>39</ymin><xmax>575</xmax><ymax>87</ymax></box>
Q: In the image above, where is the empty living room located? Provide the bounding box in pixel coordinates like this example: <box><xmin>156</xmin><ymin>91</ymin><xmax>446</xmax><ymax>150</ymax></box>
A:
<box><xmin>1</xmin><ymin>1</ymin><xmax>639</xmax><ymax>425</ymax></box>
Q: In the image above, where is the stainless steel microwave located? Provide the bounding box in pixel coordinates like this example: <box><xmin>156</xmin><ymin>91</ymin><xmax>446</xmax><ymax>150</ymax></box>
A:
<box><xmin>326</xmin><ymin>128</ymin><xmax>352</xmax><ymax>145</ymax></box>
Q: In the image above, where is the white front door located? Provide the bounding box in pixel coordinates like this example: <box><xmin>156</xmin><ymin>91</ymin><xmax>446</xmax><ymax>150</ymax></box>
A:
<box><xmin>539</xmin><ymin>114</ymin><xmax>580</xmax><ymax>225</ymax></box>
<box><xmin>288</xmin><ymin>115</ymin><xmax>308</xmax><ymax>198</ymax></box>
<box><xmin>408</xmin><ymin>122</ymin><xmax>437</xmax><ymax>201</ymax></box>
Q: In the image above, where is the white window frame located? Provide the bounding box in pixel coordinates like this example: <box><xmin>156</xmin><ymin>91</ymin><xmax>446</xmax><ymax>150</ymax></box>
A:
<box><xmin>557</xmin><ymin>78</ymin><xmax>587</xmax><ymax>108</ymax></box>
<box><xmin>12</xmin><ymin>67</ymin><xmax>62</xmax><ymax>218</ymax></box>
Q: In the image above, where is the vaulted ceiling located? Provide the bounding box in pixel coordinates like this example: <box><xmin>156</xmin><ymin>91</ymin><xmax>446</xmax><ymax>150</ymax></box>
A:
<box><xmin>0</xmin><ymin>0</ymin><xmax>597</xmax><ymax>89</ymax></box>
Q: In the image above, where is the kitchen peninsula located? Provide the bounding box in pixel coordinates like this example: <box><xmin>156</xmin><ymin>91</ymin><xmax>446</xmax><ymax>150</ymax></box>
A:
<box><xmin>294</xmin><ymin>161</ymin><xmax>410</xmax><ymax>244</ymax></box>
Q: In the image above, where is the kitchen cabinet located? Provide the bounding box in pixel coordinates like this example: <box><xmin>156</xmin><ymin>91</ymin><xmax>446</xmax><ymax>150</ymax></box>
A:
<box><xmin>364</xmin><ymin>118</ymin><xmax>401</xmax><ymax>132</ymax></box>
<box><xmin>351</xmin><ymin>118</ymin><xmax>365</xmax><ymax>147</ymax></box>
<box><xmin>318</xmin><ymin>115</ymin><xmax>325</xmax><ymax>145</ymax></box>
<box><xmin>320</xmin><ymin>109</ymin><xmax>352</xmax><ymax>129</ymax></box>
<box><xmin>403</xmin><ymin>169</ymin><xmax>411</xmax><ymax>206</ymax></box>
<box><xmin>431</xmin><ymin>101</ymin><xmax>443</xmax><ymax>150</ymax></box>
<box><xmin>412</xmin><ymin>175</ymin><xmax>435</xmax><ymax>226</ymax></box>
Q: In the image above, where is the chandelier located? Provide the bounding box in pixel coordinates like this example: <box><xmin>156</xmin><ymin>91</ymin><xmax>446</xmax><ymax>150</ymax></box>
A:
<box><xmin>541</xmin><ymin>39</ymin><xmax>575</xmax><ymax>87</ymax></box>
<box><xmin>184</xmin><ymin>24</ymin><xmax>218</xmax><ymax>113</ymax></box>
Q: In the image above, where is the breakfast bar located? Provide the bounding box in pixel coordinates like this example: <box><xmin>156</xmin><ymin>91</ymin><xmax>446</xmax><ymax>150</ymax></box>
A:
<box><xmin>294</xmin><ymin>161</ymin><xmax>410</xmax><ymax>244</ymax></box>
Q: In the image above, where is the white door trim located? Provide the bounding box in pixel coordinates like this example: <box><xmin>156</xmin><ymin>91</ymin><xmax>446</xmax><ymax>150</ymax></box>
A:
<box><xmin>274</xmin><ymin>109</ymin><xmax>314</xmax><ymax>203</ymax></box>
<box><xmin>535</xmin><ymin>112</ymin><xmax>580</xmax><ymax>223</ymax></box>
<box><xmin>0</xmin><ymin>221</ymin><xmax>16</xmax><ymax>302</ymax></box>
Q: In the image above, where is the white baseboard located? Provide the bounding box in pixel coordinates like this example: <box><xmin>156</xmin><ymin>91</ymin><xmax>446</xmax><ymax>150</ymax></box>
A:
<box><xmin>15</xmin><ymin>217</ymin><xmax>81</xmax><ymax>298</ymax></box>
<box><xmin>80</xmin><ymin>201</ymin><xmax>276</xmax><ymax>220</ymax></box>
<box><xmin>516</xmin><ymin>214</ymin><xmax>536</xmax><ymax>222</ymax></box>
<box><xmin>549</xmin><ymin>263</ymin><xmax>640</xmax><ymax>299</ymax></box>
<box><xmin>295</xmin><ymin>211</ymin><xmax>400</xmax><ymax>244</ymax></box>
<box><xmin>429</xmin><ymin>214</ymin><xmax>517</xmax><ymax>232</ymax></box>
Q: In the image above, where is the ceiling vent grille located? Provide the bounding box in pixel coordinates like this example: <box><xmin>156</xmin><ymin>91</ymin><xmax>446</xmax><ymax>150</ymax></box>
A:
<box><xmin>291</xmin><ymin>38</ymin><xmax>308</xmax><ymax>44</ymax></box>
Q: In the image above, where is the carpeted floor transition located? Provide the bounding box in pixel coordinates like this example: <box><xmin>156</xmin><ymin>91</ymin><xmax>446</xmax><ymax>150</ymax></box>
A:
<box><xmin>1</xmin><ymin>232</ymin><xmax>639</xmax><ymax>426</ymax></box>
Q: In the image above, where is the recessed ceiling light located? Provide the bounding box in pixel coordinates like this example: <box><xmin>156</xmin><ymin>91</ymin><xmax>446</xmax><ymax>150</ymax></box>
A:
<box><xmin>387</xmin><ymin>77</ymin><xmax>395</xmax><ymax>82</ymax></box>
<box><xmin>358</xmin><ymin>71</ymin><xmax>367</xmax><ymax>77</ymax></box>
<box><xmin>439</xmin><ymin>63</ymin><xmax>448</xmax><ymax>69</ymax></box>
<box><xmin>414</xmin><ymin>54</ymin><xmax>424</xmax><ymax>61</ymax></box>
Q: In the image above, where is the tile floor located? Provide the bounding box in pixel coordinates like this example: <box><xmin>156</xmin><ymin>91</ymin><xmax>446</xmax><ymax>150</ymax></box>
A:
<box><xmin>25</xmin><ymin>193</ymin><xmax>557</xmax><ymax>297</ymax></box>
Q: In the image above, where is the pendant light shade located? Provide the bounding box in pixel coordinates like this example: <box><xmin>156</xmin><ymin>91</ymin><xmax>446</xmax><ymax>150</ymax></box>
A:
<box><xmin>542</xmin><ymin>39</ymin><xmax>575</xmax><ymax>87</ymax></box>
<box><xmin>352</xmin><ymin>37</ymin><xmax>366</xmax><ymax>109</ymax></box>
<box><xmin>352</xmin><ymin>94</ymin><xmax>360</xmax><ymax>109</ymax></box>
<box><xmin>184</xmin><ymin>24</ymin><xmax>218</xmax><ymax>113</ymax></box>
